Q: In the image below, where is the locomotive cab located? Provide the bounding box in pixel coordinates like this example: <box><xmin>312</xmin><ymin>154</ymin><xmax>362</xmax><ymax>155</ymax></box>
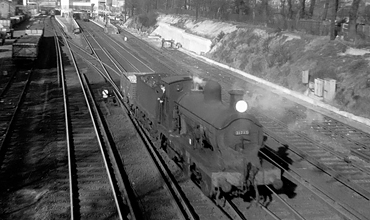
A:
<box><xmin>156</xmin><ymin>76</ymin><xmax>193</xmax><ymax>128</ymax></box>
<box><xmin>176</xmin><ymin>80</ymin><xmax>282</xmax><ymax>197</ymax></box>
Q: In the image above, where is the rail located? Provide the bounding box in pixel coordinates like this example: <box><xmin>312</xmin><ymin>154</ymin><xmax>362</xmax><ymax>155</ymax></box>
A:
<box><xmin>0</xmin><ymin>69</ymin><xmax>33</xmax><ymax>165</ymax></box>
<box><xmin>55</xmin><ymin>20</ymin><xmax>130</xmax><ymax>219</ymax></box>
<box><xmin>54</xmin><ymin>30</ymin><xmax>75</xmax><ymax>219</ymax></box>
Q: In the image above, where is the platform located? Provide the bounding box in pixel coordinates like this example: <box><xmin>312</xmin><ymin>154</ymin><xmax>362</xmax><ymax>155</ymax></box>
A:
<box><xmin>55</xmin><ymin>15</ymin><xmax>80</xmax><ymax>34</ymax></box>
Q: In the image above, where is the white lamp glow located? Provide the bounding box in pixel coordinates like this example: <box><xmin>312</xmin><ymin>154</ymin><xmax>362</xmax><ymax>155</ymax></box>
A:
<box><xmin>235</xmin><ymin>100</ymin><xmax>248</xmax><ymax>113</ymax></box>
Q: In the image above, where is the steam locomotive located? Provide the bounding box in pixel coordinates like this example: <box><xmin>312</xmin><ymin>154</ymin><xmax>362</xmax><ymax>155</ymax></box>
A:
<box><xmin>120</xmin><ymin>72</ymin><xmax>282</xmax><ymax>201</ymax></box>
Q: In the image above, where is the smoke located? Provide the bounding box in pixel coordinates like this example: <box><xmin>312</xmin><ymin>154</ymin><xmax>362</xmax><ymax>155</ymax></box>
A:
<box><xmin>304</xmin><ymin>109</ymin><xmax>324</xmax><ymax>124</ymax></box>
<box><xmin>227</xmin><ymin>82</ymin><xmax>328</xmax><ymax>138</ymax></box>
<box><xmin>251</xmin><ymin>91</ymin><xmax>294</xmax><ymax>119</ymax></box>
<box><xmin>287</xmin><ymin>107</ymin><xmax>324</xmax><ymax>132</ymax></box>
<box><xmin>192</xmin><ymin>76</ymin><xmax>206</xmax><ymax>90</ymax></box>
<box><xmin>249</xmin><ymin>89</ymin><xmax>325</xmax><ymax>133</ymax></box>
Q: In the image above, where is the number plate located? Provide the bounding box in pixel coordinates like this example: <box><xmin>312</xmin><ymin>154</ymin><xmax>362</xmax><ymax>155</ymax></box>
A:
<box><xmin>235</xmin><ymin>130</ymin><xmax>249</xmax><ymax>135</ymax></box>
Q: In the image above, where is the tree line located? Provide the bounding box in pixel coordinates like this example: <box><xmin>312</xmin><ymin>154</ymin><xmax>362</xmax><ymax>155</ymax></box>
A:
<box><xmin>123</xmin><ymin>0</ymin><xmax>366</xmax><ymax>41</ymax></box>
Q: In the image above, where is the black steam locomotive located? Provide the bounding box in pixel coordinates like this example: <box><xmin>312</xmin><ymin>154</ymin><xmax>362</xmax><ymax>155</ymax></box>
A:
<box><xmin>120</xmin><ymin>72</ymin><xmax>282</xmax><ymax>201</ymax></box>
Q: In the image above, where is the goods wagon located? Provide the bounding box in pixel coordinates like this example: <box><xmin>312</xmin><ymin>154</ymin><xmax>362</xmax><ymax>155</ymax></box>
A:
<box><xmin>12</xmin><ymin>35</ymin><xmax>42</xmax><ymax>60</ymax></box>
<box><xmin>12</xmin><ymin>24</ymin><xmax>43</xmax><ymax>60</ymax></box>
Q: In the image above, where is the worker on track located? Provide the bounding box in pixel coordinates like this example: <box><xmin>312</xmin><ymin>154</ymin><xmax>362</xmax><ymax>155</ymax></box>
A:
<box><xmin>102</xmin><ymin>89</ymin><xmax>109</xmax><ymax>101</ymax></box>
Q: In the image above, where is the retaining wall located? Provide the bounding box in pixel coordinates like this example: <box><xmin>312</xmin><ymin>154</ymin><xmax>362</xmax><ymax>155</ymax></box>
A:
<box><xmin>152</xmin><ymin>22</ymin><xmax>212</xmax><ymax>55</ymax></box>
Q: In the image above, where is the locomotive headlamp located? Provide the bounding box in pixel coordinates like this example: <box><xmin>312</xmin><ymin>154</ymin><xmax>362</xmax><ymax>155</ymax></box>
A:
<box><xmin>235</xmin><ymin>100</ymin><xmax>248</xmax><ymax>113</ymax></box>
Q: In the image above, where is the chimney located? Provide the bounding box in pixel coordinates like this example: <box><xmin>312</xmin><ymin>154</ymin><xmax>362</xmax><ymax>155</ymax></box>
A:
<box><xmin>229</xmin><ymin>90</ymin><xmax>244</xmax><ymax>108</ymax></box>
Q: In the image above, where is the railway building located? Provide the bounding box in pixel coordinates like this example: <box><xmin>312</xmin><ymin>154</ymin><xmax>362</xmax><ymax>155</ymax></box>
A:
<box><xmin>0</xmin><ymin>0</ymin><xmax>16</xmax><ymax>18</ymax></box>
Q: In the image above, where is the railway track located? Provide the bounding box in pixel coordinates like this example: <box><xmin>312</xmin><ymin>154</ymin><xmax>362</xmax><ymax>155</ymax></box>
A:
<box><xmin>283</xmin><ymin>106</ymin><xmax>370</xmax><ymax>162</ymax></box>
<box><xmin>0</xmin><ymin>52</ymin><xmax>33</xmax><ymax>148</ymax></box>
<box><xmin>257</xmin><ymin>113</ymin><xmax>370</xmax><ymax>218</ymax></box>
<box><xmin>53</xmin><ymin>21</ymin><xmax>138</xmax><ymax>219</ymax></box>
<box><xmin>0</xmin><ymin>66</ymin><xmax>15</xmax><ymax>97</ymax></box>
<box><xmin>0</xmin><ymin>17</ymin><xmax>65</xmax><ymax>219</ymax></box>
<box><xmin>0</xmin><ymin>68</ymin><xmax>32</xmax><ymax>165</ymax></box>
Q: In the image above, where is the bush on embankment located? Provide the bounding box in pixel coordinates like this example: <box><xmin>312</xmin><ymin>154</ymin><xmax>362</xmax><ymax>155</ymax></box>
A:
<box><xmin>207</xmin><ymin>27</ymin><xmax>370</xmax><ymax>119</ymax></box>
<box><xmin>123</xmin><ymin>12</ymin><xmax>159</xmax><ymax>33</ymax></box>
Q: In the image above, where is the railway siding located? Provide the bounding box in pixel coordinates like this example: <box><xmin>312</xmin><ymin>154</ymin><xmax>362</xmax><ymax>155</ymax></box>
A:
<box><xmin>0</xmin><ymin>68</ymin><xmax>66</xmax><ymax>219</ymax></box>
<box><xmin>262</xmin><ymin>124</ymin><xmax>370</xmax><ymax>218</ymax></box>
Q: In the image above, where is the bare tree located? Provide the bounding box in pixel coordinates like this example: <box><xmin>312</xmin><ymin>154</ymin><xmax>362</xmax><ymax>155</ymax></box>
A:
<box><xmin>262</xmin><ymin>0</ymin><xmax>269</xmax><ymax>22</ymax></box>
<box><xmin>250</xmin><ymin>0</ymin><xmax>256</xmax><ymax>21</ymax></box>
<box><xmin>287</xmin><ymin>0</ymin><xmax>293</xmax><ymax>19</ymax></box>
<box><xmin>322</xmin><ymin>0</ymin><xmax>330</xmax><ymax>20</ymax></box>
<box><xmin>166</xmin><ymin>0</ymin><xmax>170</xmax><ymax>10</ymax></box>
<box><xmin>348</xmin><ymin>0</ymin><xmax>360</xmax><ymax>41</ymax></box>
<box><xmin>329</xmin><ymin>0</ymin><xmax>339</xmax><ymax>40</ymax></box>
<box><xmin>235</xmin><ymin>0</ymin><xmax>244</xmax><ymax>20</ymax></box>
<box><xmin>195</xmin><ymin>0</ymin><xmax>200</xmax><ymax>20</ymax></box>
<box><xmin>308</xmin><ymin>0</ymin><xmax>315</xmax><ymax>18</ymax></box>
<box><xmin>300</xmin><ymin>0</ymin><xmax>305</xmax><ymax>18</ymax></box>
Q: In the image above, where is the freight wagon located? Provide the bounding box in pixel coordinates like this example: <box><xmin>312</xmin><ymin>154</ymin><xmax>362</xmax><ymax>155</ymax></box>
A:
<box><xmin>12</xmin><ymin>35</ymin><xmax>42</xmax><ymax>60</ymax></box>
<box><xmin>12</xmin><ymin>27</ymin><xmax>43</xmax><ymax>60</ymax></box>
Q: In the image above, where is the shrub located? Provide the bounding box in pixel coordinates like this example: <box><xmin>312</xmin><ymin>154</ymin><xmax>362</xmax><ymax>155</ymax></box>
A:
<box><xmin>246</xmin><ymin>33</ymin><xmax>260</xmax><ymax>46</ymax></box>
<box><xmin>251</xmin><ymin>60</ymin><xmax>263</xmax><ymax>74</ymax></box>
<box><xmin>210</xmin><ymin>31</ymin><xmax>225</xmax><ymax>49</ymax></box>
<box><xmin>348</xmin><ymin>59</ymin><xmax>368</xmax><ymax>73</ymax></box>
<box><xmin>267</xmin><ymin>43</ymin><xmax>291</xmax><ymax>67</ymax></box>
<box><xmin>262</xmin><ymin>36</ymin><xmax>275</xmax><ymax>53</ymax></box>
<box><xmin>133</xmin><ymin>12</ymin><xmax>159</xmax><ymax>29</ymax></box>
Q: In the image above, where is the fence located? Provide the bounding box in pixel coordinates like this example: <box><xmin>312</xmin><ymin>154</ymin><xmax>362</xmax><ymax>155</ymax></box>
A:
<box><xmin>341</xmin><ymin>23</ymin><xmax>370</xmax><ymax>41</ymax></box>
<box><xmin>273</xmin><ymin>19</ymin><xmax>331</xmax><ymax>36</ymax></box>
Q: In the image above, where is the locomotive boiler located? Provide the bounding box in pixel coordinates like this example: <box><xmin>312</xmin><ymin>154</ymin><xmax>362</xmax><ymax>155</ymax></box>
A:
<box><xmin>120</xmin><ymin>72</ymin><xmax>282</xmax><ymax>200</ymax></box>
